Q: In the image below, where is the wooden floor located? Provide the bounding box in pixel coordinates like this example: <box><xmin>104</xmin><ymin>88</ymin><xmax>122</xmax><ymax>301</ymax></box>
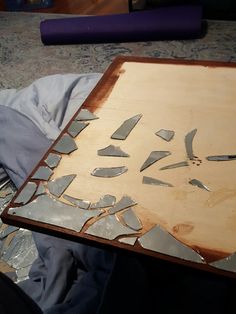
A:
<box><xmin>0</xmin><ymin>0</ymin><xmax>130</xmax><ymax>15</ymax></box>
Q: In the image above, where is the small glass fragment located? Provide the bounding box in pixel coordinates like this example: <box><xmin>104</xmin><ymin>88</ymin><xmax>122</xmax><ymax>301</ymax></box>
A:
<box><xmin>35</xmin><ymin>182</ymin><xmax>46</xmax><ymax>197</ymax></box>
<box><xmin>90</xmin><ymin>194</ymin><xmax>116</xmax><ymax>209</ymax></box>
<box><xmin>138</xmin><ymin>225</ymin><xmax>204</xmax><ymax>263</ymax></box>
<box><xmin>111</xmin><ymin>114</ymin><xmax>142</xmax><ymax>140</ymax></box>
<box><xmin>91</xmin><ymin>166</ymin><xmax>128</xmax><ymax>178</ymax></box>
<box><xmin>206</xmin><ymin>155</ymin><xmax>236</xmax><ymax>161</ymax></box>
<box><xmin>44</xmin><ymin>153</ymin><xmax>62</xmax><ymax>169</ymax></box>
<box><xmin>185</xmin><ymin>128</ymin><xmax>197</xmax><ymax>160</ymax></box>
<box><xmin>14</xmin><ymin>182</ymin><xmax>37</xmax><ymax>204</ymax></box>
<box><xmin>120</xmin><ymin>208</ymin><xmax>142</xmax><ymax>231</ymax></box>
<box><xmin>142</xmin><ymin>176</ymin><xmax>173</xmax><ymax>187</ymax></box>
<box><xmin>140</xmin><ymin>151</ymin><xmax>171</xmax><ymax>172</ymax></box>
<box><xmin>210</xmin><ymin>253</ymin><xmax>236</xmax><ymax>273</ymax></box>
<box><xmin>85</xmin><ymin>214</ymin><xmax>136</xmax><ymax>240</ymax></box>
<box><xmin>75</xmin><ymin>109</ymin><xmax>98</xmax><ymax>121</ymax></box>
<box><xmin>0</xmin><ymin>225</ymin><xmax>19</xmax><ymax>240</ymax></box>
<box><xmin>63</xmin><ymin>194</ymin><xmax>90</xmax><ymax>209</ymax></box>
<box><xmin>47</xmin><ymin>174</ymin><xmax>76</xmax><ymax>198</ymax></box>
<box><xmin>32</xmin><ymin>166</ymin><xmax>53</xmax><ymax>181</ymax></box>
<box><xmin>160</xmin><ymin>161</ymin><xmax>189</xmax><ymax>170</ymax></box>
<box><xmin>189</xmin><ymin>179</ymin><xmax>210</xmax><ymax>192</ymax></box>
<box><xmin>53</xmin><ymin>134</ymin><xmax>78</xmax><ymax>154</ymax></box>
<box><xmin>108</xmin><ymin>195</ymin><xmax>137</xmax><ymax>215</ymax></box>
<box><xmin>118</xmin><ymin>237</ymin><xmax>137</xmax><ymax>245</ymax></box>
<box><xmin>155</xmin><ymin>129</ymin><xmax>175</xmax><ymax>142</ymax></box>
<box><xmin>67</xmin><ymin>121</ymin><xmax>89</xmax><ymax>138</ymax></box>
<box><xmin>97</xmin><ymin>145</ymin><xmax>129</xmax><ymax>157</ymax></box>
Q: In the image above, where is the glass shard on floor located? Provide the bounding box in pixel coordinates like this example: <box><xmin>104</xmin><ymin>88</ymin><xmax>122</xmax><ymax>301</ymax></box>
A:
<box><xmin>14</xmin><ymin>182</ymin><xmax>37</xmax><ymax>204</ymax></box>
<box><xmin>63</xmin><ymin>194</ymin><xmax>90</xmax><ymax>209</ymax></box>
<box><xmin>35</xmin><ymin>182</ymin><xmax>46</xmax><ymax>197</ymax></box>
<box><xmin>160</xmin><ymin>161</ymin><xmax>189</xmax><ymax>170</ymax></box>
<box><xmin>91</xmin><ymin>166</ymin><xmax>128</xmax><ymax>178</ymax></box>
<box><xmin>9</xmin><ymin>195</ymin><xmax>102</xmax><ymax>232</ymax></box>
<box><xmin>138</xmin><ymin>225</ymin><xmax>204</xmax><ymax>263</ymax></box>
<box><xmin>32</xmin><ymin>166</ymin><xmax>53</xmax><ymax>181</ymax></box>
<box><xmin>155</xmin><ymin>129</ymin><xmax>175</xmax><ymax>142</ymax></box>
<box><xmin>142</xmin><ymin>176</ymin><xmax>173</xmax><ymax>187</ymax></box>
<box><xmin>90</xmin><ymin>194</ymin><xmax>116</xmax><ymax>209</ymax></box>
<box><xmin>111</xmin><ymin>114</ymin><xmax>142</xmax><ymax>140</ymax></box>
<box><xmin>53</xmin><ymin>134</ymin><xmax>78</xmax><ymax>154</ymax></box>
<box><xmin>210</xmin><ymin>253</ymin><xmax>236</xmax><ymax>273</ymax></box>
<box><xmin>67</xmin><ymin>121</ymin><xmax>89</xmax><ymax>138</ymax></box>
<box><xmin>108</xmin><ymin>195</ymin><xmax>137</xmax><ymax>215</ymax></box>
<box><xmin>185</xmin><ymin>128</ymin><xmax>197</xmax><ymax>160</ymax></box>
<box><xmin>140</xmin><ymin>151</ymin><xmax>171</xmax><ymax>172</ymax></box>
<box><xmin>75</xmin><ymin>109</ymin><xmax>98</xmax><ymax>121</ymax></box>
<box><xmin>97</xmin><ymin>145</ymin><xmax>129</xmax><ymax>157</ymax></box>
<box><xmin>120</xmin><ymin>208</ymin><xmax>142</xmax><ymax>231</ymax></box>
<box><xmin>206</xmin><ymin>155</ymin><xmax>236</xmax><ymax>161</ymax></box>
<box><xmin>118</xmin><ymin>237</ymin><xmax>137</xmax><ymax>245</ymax></box>
<box><xmin>44</xmin><ymin>153</ymin><xmax>62</xmax><ymax>169</ymax></box>
<box><xmin>189</xmin><ymin>179</ymin><xmax>210</xmax><ymax>191</ymax></box>
<box><xmin>85</xmin><ymin>214</ymin><xmax>136</xmax><ymax>240</ymax></box>
<box><xmin>47</xmin><ymin>174</ymin><xmax>76</xmax><ymax>197</ymax></box>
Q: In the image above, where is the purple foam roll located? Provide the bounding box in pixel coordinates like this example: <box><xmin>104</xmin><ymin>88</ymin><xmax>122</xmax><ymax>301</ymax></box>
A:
<box><xmin>40</xmin><ymin>5</ymin><xmax>203</xmax><ymax>45</ymax></box>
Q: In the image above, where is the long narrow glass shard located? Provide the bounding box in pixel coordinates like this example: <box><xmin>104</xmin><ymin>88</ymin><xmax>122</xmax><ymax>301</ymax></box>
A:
<box><xmin>0</xmin><ymin>226</ymin><xmax>19</xmax><ymax>240</ymax></box>
<box><xmin>75</xmin><ymin>109</ymin><xmax>98</xmax><ymax>121</ymax></box>
<box><xmin>91</xmin><ymin>166</ymin><xmax>128</xmax><ymax>178</ymax></box>
<box><xmin>108</xmin><ymin>195</ymin><xmax>137</xmax><ymax>215</ymax></box>
<box><xmin>138</xmin><ymin>225</ymin><xmax>204</xmax><ymax>263</ymax></box>
<box><xmin>206</xmin><ymin>155</ymin><xmax>236</xmax><ymax>161</ymax></box>
<box><xmin>189</xmin><ymin>179</ymin><xmax>210</xmax><ymax>192</ymax></box>
<box><xmin>140</xmin><ymin>151</ymin><xmax>171</xmax><ymax>172</ymax></box>
<box><xmin>155</xmin><ymin>129</ymin><xmax>175</xmax><ymax>142</ymax></box>
<box><xmin>35</xmin><ymin>183</ymin><xmax>46</xmax><ymax>197</ymax></box>
<box><xmin>111</xmin><ymin>114</ymin><xmax>142</xmax><ymax>140</ymax></box>
<box><xmin>32</xmin><ymin>166</ymin><xmax>53</xmax><ymax>181</ymax></box>
<box><xmin>185</xmin><ymin>128</ymin><xmax>197</xmax><ymax>160</ymax></box>
<box><xmin>53</xmin><ymin>134</ymin><xmax>78</xmax><ymax>154</ymax></box>
<box><xmin>160</xmin><ymin>161</ymin><xmax>189</xmax><ymax>170</ymax></box>
<box><xmin>143</xmin><ymin>176</ymin><xmax>173</xmax><ymax>187</ymax></box>
<box><xmin>210</xmin><ymin>253</ymin><xmax>236</xmax><ymax>273</ymax></box>
<box><xmin>97</xmin><ymin>145</ymin><xmax>129</xmax><ymax>157</ymax></box>
<box><xmin>14</xmin><ymin>182</ymin><xmax>37</xmax><ymax>204</ymax></box>
<box><xmin>63</xmin><ymin>194</ymin><xmax>90</xmax><ymax>209</ymax></box>
<box><xmin>118</xmin><ymin>237</ymin><xmax>137</xmax><ymax>245</ymax></box>
<box><xmin>0</xmin><ymin>178</ymin><xmax>10</xmax><ymax>190</ymax></box>
<box><xmin>8</xmin><ymin>195</ymin><xmax>102</xmax><ymax>233</ymax></box>
<box><xmin>44</xmin><ymin>153</ymin><xmax>62</xmax><ymax>169</ymax></box>
<box><xmin>47</xmin><ymin>174</ymin><xmax>76</xmax><ymax>197</ymax></box>
<box><xmin>67</xmin><ymin>121</ymin><xmax>89</xmax><ymax>138</ymax></box>
<box><xmin>90</xmin><ymin>194</ymin><xmax>116</xmax><ymax>209</ymax></box>
<box><xmin>85</xmin><ymin>215</ymin><xmax>136</xmax><ymax>240</ymax></box>
<box><xmin>120</xmin><ymin>208</ymin><xmax>142</xmax><ymax>231</ymax></box>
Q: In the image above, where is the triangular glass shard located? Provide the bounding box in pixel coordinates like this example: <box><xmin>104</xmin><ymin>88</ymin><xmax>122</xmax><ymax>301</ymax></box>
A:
<box><xmin>189</xmin><ymin>179</ymin><xmax>210</xmax><ymax>192</ymax></box>
<box><xmin>63</xmin><ymin>194</ymin><xmax>90</xmax><ymax>209</ymax></box>
<box><xmin>185</xmin><ymin>128</ymin><xmax>197</xmax><ymax>160</ymax></box>
<box><xmin>9</xmin><ymin>195</ymin><xmax>102</xmax><ymax>233</ymax></box>
<box><xmin>75</xmin><ymin>109</ymin><xmax>98</xmax><ymax>121</ymax></box>
<box><xmin>120</xmin><ymin>208</ymin><xmax>142</xmax><ymax>231</ymax></box>
<box><xmin>210</xmin><ymin>253</ymin><xmax>236</xmax><ymax>273</ymax></box>
<box><xmin>32</xmin><ymin>166</ymin><xmax>53</xmax><ymax>181</ymax></box>
<box><xmin>91</xmin><ymin>166</ymin><xmax>128</xmax><ymax>178</ymax></box>
<box><xmin>155</xmin><ymin>129</ymin><xmax>175</xmax><ymax>142</ymax></box>
<box><xmin>111</xmin><ymin>114</ymin><xmax>142</xmax><ymax>140</ymax></box>
<box><xmin>97</xmin><ymin>145</ymin><xmax>129</xmax><ymax>157</ymax></box>
<box><xmin>118</xmin><ymin>237</ymin><xmax>137</xmax><ymax>245</ymax></box>
<box><xmin>142</xmin><ymin>176</ymin><xmax>173</xmax><ymax>187</ymax></box>
<box><xmin>90</xmin><ymin>194</ymin><xmax>116</xmax><ymax>209</ymax></box>
<box><xmin>53</xmin><ymin>134</ymin><xmax>78</xmax><ymax>154</ymax></box>
<box><xmin>85</xmin><ymin>214</ymin><xmax>136</xmax><ymax>240</ymax></box>
<box><xmin>35</xmin><ymin>182</ymin><xmax>46</xmax><ymax>197</ymax></box>
<box><xmin>14</xmin><ymin>182</ymin><xmax>37</xmax><ymax>205</ymax></box>
<box><xmin>140</xmin><ymin>151</ymin><xmax>171</xmax><ymax>172</ymax></box>
<box><xmin>67</xmin><ymin>121</ymin><xmax>89</xmax><ymax>138</ymax></box>
<box><xmin>160</xmin><ymin>161</ymin><xmax>189</xmax><ymax>170</ymax></box>
<box><xmin>108</xmin><ymin>195</ymin><xmax>137</xmax><ymax>215</ymax></box>
<box><xmin>44</xmin><ymin>153</ymin><xmax>62</xmax><ymax>169</ymax></box>
<box><xmin>47</xmin><ymin>174</ymin><xmax>76</xmax><ymax>198</ymax></box>
<box><xmin>138</xmin><ymin>225</ymin><xmax>204</xmax><ymax>263</ymax></box>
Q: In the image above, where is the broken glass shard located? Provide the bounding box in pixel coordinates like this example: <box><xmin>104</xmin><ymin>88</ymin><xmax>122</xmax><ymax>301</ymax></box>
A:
<box><xmin>32</xmin><ymin>166</ymin><xmax>53</xmax><ymax>181</ymax></box>
<box><xmin>44</xmin><ymin>153</ymin><xmax>62</xmax><ymax>169</ymax></box>
<box><xmin>118</xmin><ymin>237</ymin><xmax>137</xmax><ymax>245</ymax></box>
<box><xmin>97</xmin><ymin>145</ymin><xmax>129</xmax><ymax>157</ymax></box>
<box><xmin>91</xmin><ymin>166</ymin><xmax>128</xmax><ymax>178</ymax></box>
<box><xmin>0</xmin><ymin>225</ymin><xmax>19</xmax><ymax>240</ymax></box>
<box><xmin>9</xmin><ymin>195</ymin><xmax>102</xmax><ymax>232</ymax></box>
<box><xmin>155</xmin><ymin>129</ymin><xmax>175</xmax><ymax>142</ymax></box>
<box><xmin>143</xmin><ymin>176</ymin><xmax>173</xmax><ymax>187</ymax></box>
<box><xmin>63</xmin><ymin>194</ymin><xmax>90</xmax><ymax>209</ymax></box>
<box><xmin>210</xmin><ymin>253</ymin><xmax>236</xmax><ymax>273</ymax></box>
<box><xmin>160</xmin><ymin>161</ymin><xmax>189</xmax><ymax>170</ymax></box>
<box><xmin>108</xmin><ymin>195</ymin><xmax>137</xmax><ymax>215</ymax></box>
<box><xmin>35</xmin><ymin>182</ymin><xmax>46</xmax><ymax>197</ymax></box>
<box><xmin>138</xmin><ymin>225</ymin><xmax>204</xmax><ymax>263</ymax></box>
<box><xmin>189</xmin><ymin>179</ymin><xmax>210</xmax><ymax>192</ymax></box>
<box><xmin>53</xmin><ymin>134</ymin><xmax>78</xmax><ymax>154</ymax></box>
<box><xmin>120</xmin><ymin>208</ymin><xmax>142</xmax><ymax>231</ymax></box>
<box><xmin>111</xmin><ymin>114</ymin><xmax>142</xmax><ymax>140</ymax></box>
<box><xmin>206</xmin><ymin>155</ymin><xmax>236</xmax><ymax>161</ymax></box>
<box><xmin>67</xmin><ymin>121</ymin><xmax>89</xmax><ymax>138</ymax></box>
<box><xmin>185</xmin><ymin>128</ymin><xmax>197</xmax><ymax>160</ymax></box>
<box><xmin>47</xmin><ymin>174</ymin><xmax>76</xmax><ymax>198</ymax></box>
<box><xmin>14</xmin><ymin>182</ymin><xmax>37</xmax><ymax>204</ymax></box>
<box><xmin>140</xmin><ymin>151</ymin><xmax>171</xmax><ymax>172</ymax></box>
<box><xmin>90</xmin><ymin>194</ymin><xmax>116</xmax><ymax>209</ymax></box>
<box><xmin>85</xmin><ymin>214</ymin><xmax>136</xmax><ymax>240</ymax></box>
<box><xmin>75</xmin><ymin>109</ymin><xmax>98</xmax><ymax>121</ymax></box>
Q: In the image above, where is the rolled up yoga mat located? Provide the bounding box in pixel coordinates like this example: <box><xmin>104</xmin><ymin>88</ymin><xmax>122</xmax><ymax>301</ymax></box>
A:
<box><xmin>40</xmin><ymin>5</ymin><xmax>203</xmax><ymax>45</ymax></box>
